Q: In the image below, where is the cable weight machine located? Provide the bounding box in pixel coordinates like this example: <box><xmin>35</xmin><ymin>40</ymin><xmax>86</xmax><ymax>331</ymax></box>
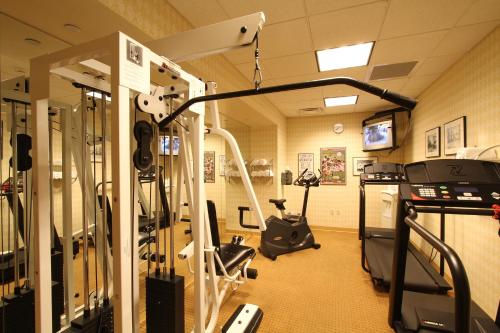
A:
<box><xmin>0</xmin><ymin>98</ymin><xmax>64</xmax><ymax>332</ymax></box>
<box><xmin>66</xmin><ymin>85</ymin><xmax>114</xmax><ymax>332</ymax></box>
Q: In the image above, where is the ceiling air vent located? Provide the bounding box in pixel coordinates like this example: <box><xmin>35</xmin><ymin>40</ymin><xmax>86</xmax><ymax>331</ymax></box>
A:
<box><xmin>369</xmin><ymin>61</ymin><xmax>418</xmax><ymax>80</ymax></box>
<box><xmin>298</xmin><ymin>107</ymin><xmax>323</xmax><ymax>116</ymax></box>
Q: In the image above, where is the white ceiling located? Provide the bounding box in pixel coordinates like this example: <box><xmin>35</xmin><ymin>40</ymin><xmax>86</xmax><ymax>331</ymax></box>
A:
<box><xmin>168</xmin><ymin>0</ymin><xmax>500</xmax><ymax>117</ymax></box>
<box><xmin>1</xmin><ymin>0</ymin><xmax>499</xmax><ymax>121</ymax></box>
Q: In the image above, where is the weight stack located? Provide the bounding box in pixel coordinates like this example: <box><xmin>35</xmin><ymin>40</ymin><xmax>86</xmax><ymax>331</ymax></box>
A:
<box><xmin>51</xmin><ymin>250</ymin><xmax>65</xmax><ymax>316</ymax></box>
<box><xmin>1</xmin><ymin>282</ymin><xmax>61</xmax><ymax>333</ymax></box>
<box><xmin>146</xmin><ymin>273</ymin><xmax>184</xmax><ymax>333</ymax></box>
<box><xmin>67</xmin><ymin>302</ymin><xmax>114</xmax><ymax>333</ymax></box>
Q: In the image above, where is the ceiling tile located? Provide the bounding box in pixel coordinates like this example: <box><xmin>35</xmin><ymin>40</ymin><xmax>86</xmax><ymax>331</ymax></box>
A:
<box><xmin>235</xmin><ymin>61</ymin><xmax>272</xmax><ymax>81</ymax></box>
<box><xmin>432</xmin><ymin>21</ymin><xmax>499</xmax><ymax>56</ymax></box>
<box><xmin>457</xmin><ymin>0</ymin><xmax>500</xmax><ymax>26</ymax></box>
<box><xmin>380</xmin><ymin>0</ymin><xmax>474</xmax><ymax>39</ymax></box>
<box><xmin>412</xmin><ymin>53</ymin><xmax>462</xmax><ymax>76</ymax></box>
<box><xmin>304</xmin><ymin>0</ymin><xmax>386</xmax><ymax>16</ymax></box>
<box><xmin>321</xmin><ymin>85</ymin><xmax>359</xmax><ymax>98</ymax></box>
<box><xmin>224</xmin><ymin>18</ymin><xmax>313</xmax><ymax>64</ymax></box>
<box><xmin>264</xmin><ymin>66</ymin><xmax>369</xmax><ymax>86</ymax></box>
<box><xmin>309</xmin><ymin>2</ymin><xmax>388</xmax><ymax>50</ymax></box>
<box><xmin>217</xmin><ymin>0</ymin><xmax>306</xmax><ymax>24</ymax></box>
<box><xmin>259</xmin><ymin>18</ymin><xmax>314</xmax><ymax>58</ymax></box>
<box><xmin>370</xmin><ymin>30</ymin><xmax>447</xmax><ymax>65</ymax></box>
<box><xmin>274</xmin><ymin>98</ymin><xmax>325</xmax><ymax>116</ymax></box>
<box><xmin>265</xmin><ymin>52</ymin><xmax>318</xmax><ymax>79</ymax></box>
<box><xmin>167</xmin><ymin>0</ymin><xmax>229</xmax><ymax>27</ymax></box>
<box><xmin>400</xmin><ymin>74</ymin><xmax>440</xmax><ymax>97</ymax></box>
<box><xmin>265</xmin><ymin>86</ymin><xmax>324</xmax><ymax>103</ymax></box>
<box><xmin>358</xmin><ymin>77</ymin><xmax>409</xmax><ymax>104</ymax></box>
<box><xmin>224</xmin><ymin>46</ymin><xmax>256</xmax><ymax>65</ymax></box>
<box><xmin>235</xmin><ymin>53</ymin><xmax>317</xmax><ymax>81</ymax></box>
<box><xmin>354</xmin><ymin>101</ymin><xmax>394</xmax><ymax>113</ymax></box>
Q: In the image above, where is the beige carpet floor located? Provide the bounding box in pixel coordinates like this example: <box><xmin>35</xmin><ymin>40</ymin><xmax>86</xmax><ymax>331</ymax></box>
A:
<box><xmin>19</xmin><ymin>225</ymin><xmax>393</xmax><ymax>332</ymax></box>
<box><xmin>139</xmin><ymin>227</ymin><xmax>394</xmax><ymax>333</ymax></box>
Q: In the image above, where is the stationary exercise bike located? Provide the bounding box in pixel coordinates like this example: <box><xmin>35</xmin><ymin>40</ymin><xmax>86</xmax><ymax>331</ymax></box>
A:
<box><xmin>259</xmin><ymin>169</ymin><xmax>321</xmax><ymax>260</ymax></box>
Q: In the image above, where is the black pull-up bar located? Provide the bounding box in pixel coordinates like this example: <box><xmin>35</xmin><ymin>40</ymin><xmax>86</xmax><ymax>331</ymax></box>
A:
<box><xmin>158</xmin><ymin>76</ymin><xmax>417</xmax><ymax>128</ymax></box>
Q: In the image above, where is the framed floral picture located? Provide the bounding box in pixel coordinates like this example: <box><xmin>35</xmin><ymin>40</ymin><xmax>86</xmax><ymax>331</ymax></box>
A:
<box><xmin>320</xmin><ymin>147</ymin><xmax>346</xmax><ymax>185</ymax></box>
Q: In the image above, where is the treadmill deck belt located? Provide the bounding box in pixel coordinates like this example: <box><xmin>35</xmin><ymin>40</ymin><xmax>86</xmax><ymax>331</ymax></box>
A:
<box><xmin>400</xmin><ymin>291</ymin><xmax>500</xmax><ymax>333</ymax></box>
<box><xmin>365</xmin><ymin>231</ymin><xmax>450</xmax><ymax>293</ymax></box>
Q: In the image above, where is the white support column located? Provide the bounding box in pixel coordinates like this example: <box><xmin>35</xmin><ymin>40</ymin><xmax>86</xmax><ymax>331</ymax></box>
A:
<box><xmin>132</xmin><ymin>170</ymin><xmax>140</xmax><ymax>333</ymax></box>
<box><xmin>110</xmin><ymin>80</ymin><xmax>133</xmax><ymax>333</ymax></box>
<box><xmin>179</xmin><ymin>118</ymin><xmax>195</xmax><ymax>218</ymax></box>
<box><xmin>30</xmin><ymin>59</ymin><xmax>53</xmax><ymax>333</ymax></box>
<box><xmin>62</xmin><ymin>106</ymin><xmax>75</xmax><ymax>323</ymax></box>
<box><xmin>192</xmin><ymin>113</ymin><xmax>206</xmax><ymax>333</ymax></box>
<box><xmin>27</xmin><ymin>169</ymin><xmax>35</xmax><ymax>283</ymax></box>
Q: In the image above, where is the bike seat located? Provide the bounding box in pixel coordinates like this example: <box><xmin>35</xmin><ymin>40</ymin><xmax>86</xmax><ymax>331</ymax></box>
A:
<box><xmin>269</xmin><ymin>199</ymin><xmax>286</xmax><ymax>205</ymax></box>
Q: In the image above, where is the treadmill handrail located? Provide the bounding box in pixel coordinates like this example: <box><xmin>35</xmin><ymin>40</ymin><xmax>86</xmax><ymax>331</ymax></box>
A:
<box><xmin>405</xmin><ymin>205</ymin><xmax>471</xmax><ymax>333</ymax></box>
<box><xmin>359</xmin><ymin>182</ymin><xmax>369</xmax><ymax>270</ymax></box>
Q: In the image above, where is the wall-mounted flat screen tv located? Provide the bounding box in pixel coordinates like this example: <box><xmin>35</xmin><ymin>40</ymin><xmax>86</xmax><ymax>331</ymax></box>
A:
<box><xmin>160</xmin><ymin>136</ymin><xmax>180</xmax><ymax>155</ymax></box>
<box><xmin>362</xmin><ymin>119</ymin><xmax>394</xmax><ymax>151</ymax></box>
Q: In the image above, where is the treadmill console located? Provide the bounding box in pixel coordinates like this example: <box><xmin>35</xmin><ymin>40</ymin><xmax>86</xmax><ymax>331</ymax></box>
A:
<box><xmin>407</xmin><ymin>183</ymin><xmax>500</xmax><ymax>204</ymax></box>
<box><xmin>361</xmin><ymin>173</ymin><xmax>403</xmax><ymax>182</ymax></box>
<box><xmin>402</xmin><ymin>159</ymin><xmax>500</xmax><ymax>207</ymax></box>
<box><xmin>361</xmin><ymin>162</ymin><xmax>404</xmax><ymax>183</ymax></box>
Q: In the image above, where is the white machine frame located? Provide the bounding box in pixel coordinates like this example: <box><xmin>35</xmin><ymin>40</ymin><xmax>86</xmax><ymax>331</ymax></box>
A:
<box><xmin>30</xmin><ymin>32</ymin><xmax>205</xmax><ymax>333</ymax></box>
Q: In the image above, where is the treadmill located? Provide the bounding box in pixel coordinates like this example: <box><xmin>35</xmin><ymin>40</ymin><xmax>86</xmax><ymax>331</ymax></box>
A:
<box><xmin>360</xmin><ymin>162</ymin><xmax>451</xmax><ymax>293</ymax></box>
<box><xmin>388</xmin><ymin>159</ymin><xmax>500</xmax><ymax>333</ymax></box>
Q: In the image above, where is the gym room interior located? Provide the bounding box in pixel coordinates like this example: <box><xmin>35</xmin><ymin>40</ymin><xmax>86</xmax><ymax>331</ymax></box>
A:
<box><xmin>0</xmin><ymin>1</ymin><xmax>499</xmax><ymax>332</ymax></box>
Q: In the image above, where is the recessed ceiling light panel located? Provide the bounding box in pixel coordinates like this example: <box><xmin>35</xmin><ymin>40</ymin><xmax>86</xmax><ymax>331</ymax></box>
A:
<box><xmin>324</xmin><ymin>95</ymin><xmax>358</xmax><ymax>107</ymax></box>
<box><xmin>316</xmin><ymin>42</ymin><xmax>374</xmax><ymax>72</ymax></box>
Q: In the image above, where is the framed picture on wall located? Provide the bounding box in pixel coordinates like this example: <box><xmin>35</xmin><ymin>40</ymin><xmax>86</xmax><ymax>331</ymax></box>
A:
<box><xmin>298</xmin><ymin>153</ymin><xmax>314</xmax><ymax>175</ymax></box>
<box><xmin>204</xmin><ymin>151</ymin><xmax>215</xmax><ymax>183</ymax></box>
<box><xmin>352</xmin><ymin>157</ymin><xmax>378</xmax><ymax>176</ymax></box>
<box><xmin>320</xmin><ymin>147</ymin><xmax>346</xmax><ymax>185</ymax></box>
<box><xmin>219</xmin><ymin>155</ymin><xmax>226</xmax><ymax>176</ymax></box>
<box><xmin>425</xmin><ymin>127</ymin><xmax>441</xmax><ymax>158</ymax></box>
<box><xmin>444</xmin><ymin>116</ymin><xmax>466</xmax><ymax>155</ymax></box>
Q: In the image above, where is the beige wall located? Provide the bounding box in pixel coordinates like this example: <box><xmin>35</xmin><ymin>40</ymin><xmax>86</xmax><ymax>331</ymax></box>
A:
<box><xmin>403</xmin><ymin>27</ymin><xmax>500</xmax><ymax>318</ymax></box>
<box><xmin>285</xmin><ymin>112</ymin><xmax>404</xmax><ymax>228</ymax></box>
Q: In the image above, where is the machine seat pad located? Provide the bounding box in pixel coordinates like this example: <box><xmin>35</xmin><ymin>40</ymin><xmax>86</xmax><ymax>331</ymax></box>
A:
<box><xmin>138</xmin><ymin>232</ymin><xmax>155</xmax><ymax>247</ymax></box>
<box><xmin>217</xmin><ymin>243</ymin><xmax>255</xmax><ymax>274</ymax></box>
<box><xmin>269</xmin><ymin>198</ymin><xmax>286</xmax><ymax>205</ymax></box>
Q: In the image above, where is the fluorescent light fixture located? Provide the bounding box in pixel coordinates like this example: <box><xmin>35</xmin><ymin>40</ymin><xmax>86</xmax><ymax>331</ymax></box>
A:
<box><xmin>316</xmin><ymin>42</ymin><xmax>374</xmax><ymax>71</ymax></box>
<box><xmin>86</xmin><ymin>91</ymin><xmax>111</xmax><ymax>102</ymax></box>
<box><xmin>324</xmin><ymin>95</ymin><xmax>358</xmax><ymax>107</ymax></box>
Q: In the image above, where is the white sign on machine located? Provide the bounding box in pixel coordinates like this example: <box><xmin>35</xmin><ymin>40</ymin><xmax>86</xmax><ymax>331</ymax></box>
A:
<box><xmin>119</xmin><ymin>33</ymin><xmax>150</xmax><ymax>94</ymax></box>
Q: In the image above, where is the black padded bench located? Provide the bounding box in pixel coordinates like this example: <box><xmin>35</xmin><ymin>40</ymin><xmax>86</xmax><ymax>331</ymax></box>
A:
<box><xmin>207</xmin><ymin>200</ymin><xmax>256</xmax><ymax>277</ymax></box>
